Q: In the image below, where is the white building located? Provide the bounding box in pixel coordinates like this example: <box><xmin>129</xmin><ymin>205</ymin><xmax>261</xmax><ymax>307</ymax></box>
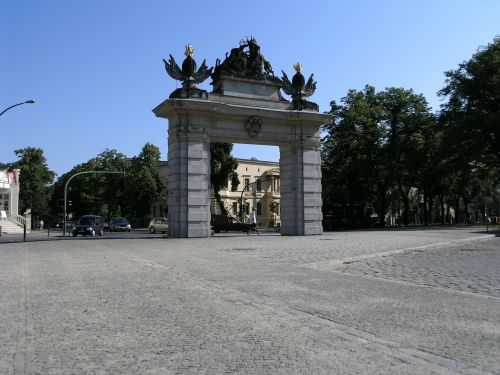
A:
<box><xmin>0</xmin><ymin>167</ymin><xmax>26</xmax><ymax>233</ymax></box>
<box><xmin>0</xmin><ymin>168</ymin><xmax>20</xmax><ymax>220</ymax></box>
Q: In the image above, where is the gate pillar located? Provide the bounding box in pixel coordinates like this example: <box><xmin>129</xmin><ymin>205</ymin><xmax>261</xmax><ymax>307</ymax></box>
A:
<box><xmin>280</xmin><ymin>140</ymin><xmax>323</xmax><ymax>235</ymax></box>
<box><xmin>167</xmin><ymin>115</ymin><xmax>211</xmax><ymax>238</ymax></box>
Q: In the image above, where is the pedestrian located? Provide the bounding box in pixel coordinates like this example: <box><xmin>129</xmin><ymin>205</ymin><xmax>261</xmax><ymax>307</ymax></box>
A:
<box><xmin>39</xmin><ymin>219</ymin><xmax>44</xmax><ymax>230</ymax></box>
<box><xmin>247</xmin><ymin>207</ymin><xmax>260</xmax><ymax>235</ymax></box>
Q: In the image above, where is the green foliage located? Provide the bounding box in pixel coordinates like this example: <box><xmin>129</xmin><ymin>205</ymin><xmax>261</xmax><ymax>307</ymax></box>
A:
<box><xmin>52</xmin><ymin>144</ymin><xmax>165</xmax><ymax>226</ymax></box>
<box><xmin>439</xmin><ymin>37</ymin><xmax>500</xmax><ymax>166</ymax></box>
<box><xmin>13</xmin><ymin>147</ymin><xmax>55</xmax><ymax>225</ymax></box>
<box><xmin>322</xmin><ymin>37</ymin><xmax>500</xmax><ymax>228</ymax></box>
<box><xmin>379</xmin><ymin>87</ymin><xmax>434</xmax><ymax>226</ymax></box>
<box><xmin>437</xmin><ymin>36</ymin><xmax>500</xmax><ymax>222</ymax></box>
<box><xmin>210</xmin><ymin>143</ymin><xmax>240</xmax><ymax>214</ymax></box>
<box><xmin>52</xmin><ymin>149</ymin><xmax>130</xmax><ymax>221</ymax></box>
<box><xmin>322</xmin><ymin>86</ymin><xmax>384</xmax><ymax>225</ymax></box>
<box><xmin>126</xmin><ymin>143</ymin><xmax>165</xmax><ymax>224</ymax></box>
<box><xmin>322</xmin><ymin>86</ymin><xmax>435</xmax><ymax>227</ymax></box>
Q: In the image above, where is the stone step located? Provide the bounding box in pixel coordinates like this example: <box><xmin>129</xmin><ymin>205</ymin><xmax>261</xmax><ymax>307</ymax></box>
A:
<box><xmin>0</xmin><ymin>220</ymin><xmax>24</xmax><ymax>234</ymax></box>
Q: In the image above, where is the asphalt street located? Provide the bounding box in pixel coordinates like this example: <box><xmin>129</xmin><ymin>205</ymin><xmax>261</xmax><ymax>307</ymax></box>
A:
<box><xmin>0</xmin><ymin>227</ymin><xmax>499</xmax><ymax>374</ymax></box>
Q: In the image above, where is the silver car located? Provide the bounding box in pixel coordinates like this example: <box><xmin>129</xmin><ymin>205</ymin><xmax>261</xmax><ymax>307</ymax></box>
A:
<box><xmin>148</xmin><ymin>217</ymin><xmax>168</xmax><ymax>233</ymax></box>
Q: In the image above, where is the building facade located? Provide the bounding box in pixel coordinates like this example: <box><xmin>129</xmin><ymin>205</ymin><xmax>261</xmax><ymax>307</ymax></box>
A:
<box><xmin>0</xmin><ymin>168</ymin><xmax>20</xmax><ymax>220</ymax></box>
<box><xmin>153</xmin><ymin>158</ymin><xmax>281</xmax><ymax>227</ymax></box>
<box><xmin>216</xmin><ymin>158</ymin><xmax>281</xmax><ymax>227</ymax></box>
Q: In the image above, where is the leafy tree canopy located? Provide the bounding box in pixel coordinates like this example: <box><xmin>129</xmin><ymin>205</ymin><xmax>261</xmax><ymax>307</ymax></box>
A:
<box><xmin>439</xmin><ymin>36</ymin><xmax>500</xmax><ymax>166</ymax></box>
<box><xmin>126</xmin><ymin>143</ymin><xmax>165</xmax><ymax>223</ymax></box>
<box><xmin>52</xmin><ymin>149</ymin><xmax>130</xmax><ymax>220</ymax></box>
<box><xmin>322</xmin><ymin>85</ymin><xmax>435</xmax><ymax>227</ymax></box>
<box><xmin>13</xmin><ymin>147</ymin><xmax>55</xmax><ymax>222</ymax></box>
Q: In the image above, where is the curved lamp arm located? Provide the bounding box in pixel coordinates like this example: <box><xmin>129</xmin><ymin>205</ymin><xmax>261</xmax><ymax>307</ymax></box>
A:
<box><xmin>0</xmin><ymin>100</ymin><xmax>35</xmax><ymax>117</ymax></box>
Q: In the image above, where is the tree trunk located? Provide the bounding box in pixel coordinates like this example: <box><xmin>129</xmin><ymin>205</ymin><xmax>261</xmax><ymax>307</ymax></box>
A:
<box><xmin>398</xmin><ymin>183</ymin><xmax>410</xmax><ymax>227</ymax></box>
<box><xmin>462</xmin><ymin>195</ymin><xmax>470</xmax><ymax>224</ymax></box>
<box><xmin>378</xmin><ymin>195</ymin><xmax>387</xmax><ymax>227</ymax></box>
<box><xmin>454</xmin><ymin>195</ymin><xmax>461</xmax><ymax>224</ymax></box>
<box><xmin>439</xmin><ymin>195</ymin><xmax>445</xmax><ymax>224</ymax></box>
<box><xmin>214</xmin><ymin>191</ymin><xmax>227</xmax><ymax>215</ymax></box>
<box><xmin>427</xmin><ymin>194</ymin><xmax>434</xmax><ymax>225</ymax></box>
<box><xmin>423</xmin><ymin>191</ymin><xmax>429</xmax><ymax>226</ymax></box>
<box><xmin>402</xmin><ymin>194</ymin><xmax>410</xmax><ymax>227</ymax></box>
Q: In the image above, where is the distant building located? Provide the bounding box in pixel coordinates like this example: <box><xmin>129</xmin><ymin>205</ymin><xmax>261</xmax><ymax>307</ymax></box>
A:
<box><xmin>152</xmin><ymin>158</ymin><xmax>281</xmax><ymax>227</ymax></box>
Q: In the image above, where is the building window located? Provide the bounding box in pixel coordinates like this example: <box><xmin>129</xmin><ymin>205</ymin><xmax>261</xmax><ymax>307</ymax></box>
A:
<box><xmin>1</xmin><ymin>193</ymin><xmax>9</xmax><ymax>212</ymax></box>
<box><xmin>256</xmin><ymin>178</ymin><xmax>261</xmax><ymax>192</ymax></box>
<box><xmin>246</xmin><ymin>204</ymin><xmax>250</xmax><ymax>214</ymax></box>
<box><xmin>232</xmin><ymin>202</ymin><xmax>238</xmax><ymax>214</ymax></box>
<box><xmin>244</xmin><ymin>178</ymin><xmax>250</xmax><ymax>189</ymax></box>
<box><xmin>257</xmin><ymin>202</ymin><xmax>262</xmax><ymax>215</ymax></box>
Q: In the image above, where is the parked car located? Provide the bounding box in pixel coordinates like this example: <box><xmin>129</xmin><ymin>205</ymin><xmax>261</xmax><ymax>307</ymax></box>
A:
<box><xmin>65</xmin><ymin>220</ymin><xmax>76</xmax><ymax>230</ymax></box>
<box><xmin>72</xmin><ymin>215</ymin><xmax>105</xmax><ymax>237</ymax></box>
<box><xmin>211</xmin><ymin>214</ymin><xmax>249</xmax><ymax>233</ymax></box>
<box><xmin>53</xmin><ymin>218</ymin><xmax>75</xmax><ymax>229</ymax></box>
<box><xmin>109</xmin><ymin>217</ymin><xmax>131</xmax><ymax>232</ymax></box>
<box><xmin>148</xmin><ymin>217</ymin><xmax>168</xmax><ymax>233</ymax></box>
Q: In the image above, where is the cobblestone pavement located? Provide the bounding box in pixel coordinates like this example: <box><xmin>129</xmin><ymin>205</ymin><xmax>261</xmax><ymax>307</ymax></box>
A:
<box><xmin>332</xmin><ymin>237</ymin><xmax>500</xmax><ymax>299</ymax></box>
<box><xmin>0</xmin><ymin>227</ymin><xmax>499</xmax><ymax>374</ymax></box>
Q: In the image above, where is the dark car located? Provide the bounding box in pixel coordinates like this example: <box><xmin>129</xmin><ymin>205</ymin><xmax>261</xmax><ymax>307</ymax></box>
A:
<box><xmin>72</xmin><ymin>215</ymin><xmax>105</xmax><ymax>237</ymax></box>
<box><xmin>109</xmin><ymin>217</ymin><xmax>131</xmax><ymax>232</ymax></box>
<box><xmin>211</xmin><ymin>214</ymin><xmax>249</xmax><ymax>233</ymax></box>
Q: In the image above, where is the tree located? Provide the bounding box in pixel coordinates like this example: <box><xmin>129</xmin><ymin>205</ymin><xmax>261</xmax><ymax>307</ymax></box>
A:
<box><xmin>439</xmin><ymin>37</ymin><xmax>500</xmax><ymax>167</ymax></box>
<box><xmin>52</xmin><ymin>149</ymin><xmax>130</xmax><ymax>220</ymax></box>
<box><xmin>322</xmin><ymin>86</ymin><xmax>435</xmax><ymax>228</ymax></box>
<box><xmin>52</xmin><ymin>145</ymin><xmax>164</xmax><ymax>226</ymax></box>
<box><xmin>379</xmin><ymin>87</ymin><xmax>434</xmax><ymax>226</ymax></box>
<box><xmin>436</xmin><ymin>37</ymin><xmax>500</xmax><ymax>223</ymax></box>
<box><xmin>322</xmin><ymin>86</ymin><xmax>384</xmax><ymax>227</ymax></box>
<box><xmin>416</xmin><ymin>117</ymin><xmax>447</xmax><ymax>225</ymax></box>
<box><xmin>210</xmin><ymin>143</ymin><xmax>240</xmax><ymax>214</ymax></box>
<box><xmin>126</xmin><ymin>143</ymin><xmax>165</xmax><ymax>224</ymax></box>
<box><xmin>14</xmin><ymin>147</ymin><xmax>55</xmax><ymax>226</ymax></box>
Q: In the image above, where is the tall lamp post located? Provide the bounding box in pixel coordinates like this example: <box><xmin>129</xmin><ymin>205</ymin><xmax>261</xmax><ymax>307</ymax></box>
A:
<box><xmin>64</xmin><ymin>170</ymin><xmax>125</xmax><ymax>235</ymax></box>
<box><xmin>0</xmin><ymin>100</ymin><xmax>36</xmax><ymax>117</ymax></box>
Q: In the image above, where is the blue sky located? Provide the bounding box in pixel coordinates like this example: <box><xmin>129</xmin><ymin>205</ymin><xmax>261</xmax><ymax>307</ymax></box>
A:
<box><xmin>1</xmin><ymin>0</ymin><xmax>499</xmax><ymax>177</ymax></box>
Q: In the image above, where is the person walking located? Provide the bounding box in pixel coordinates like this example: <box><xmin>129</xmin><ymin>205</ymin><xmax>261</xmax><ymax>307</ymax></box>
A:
<box><xmin>39</xmin><ymin>219</ymin><xmax>44</xmax><ymax>230</ymax></box>
<box><xmin>247</xmin><ymin>207</ymin><xmax>260</xmax><ymax>235</ymax></box>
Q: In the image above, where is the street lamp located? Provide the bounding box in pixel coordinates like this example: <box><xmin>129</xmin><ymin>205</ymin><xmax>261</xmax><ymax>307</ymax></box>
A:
<box><xmin>0</xmin><ymin>100</ymin><xmax>36</xmax><ymax>117</ymax></box>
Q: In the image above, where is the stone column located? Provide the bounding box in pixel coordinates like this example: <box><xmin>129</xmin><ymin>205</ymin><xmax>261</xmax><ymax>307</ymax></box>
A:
<box><xmin>279</xmin><ymin>140</ymin><xmax>322</xmax><ymax>235</ymax></box>
<box><xmin>167</xmin><ymin>116</ymin><xmax>211</xmax><ymax>238</ymax></box>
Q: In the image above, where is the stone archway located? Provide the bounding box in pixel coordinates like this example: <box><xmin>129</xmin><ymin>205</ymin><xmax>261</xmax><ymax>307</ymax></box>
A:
<box><xmin>153</xmin><ymin>39</ymin><xmax>331</xmax><ymax>238</ymax></box>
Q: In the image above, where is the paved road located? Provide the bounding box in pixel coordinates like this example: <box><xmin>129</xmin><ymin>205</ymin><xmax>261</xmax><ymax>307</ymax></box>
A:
<box><xmin>0</xmin><ymin>227</ymin><xmax>499</xmax><ymax>374</ymax></box>
<box><xmin>0</xmin><ymin>228</ymin><xmax>163</xmax><ymax>243</ymax></box>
